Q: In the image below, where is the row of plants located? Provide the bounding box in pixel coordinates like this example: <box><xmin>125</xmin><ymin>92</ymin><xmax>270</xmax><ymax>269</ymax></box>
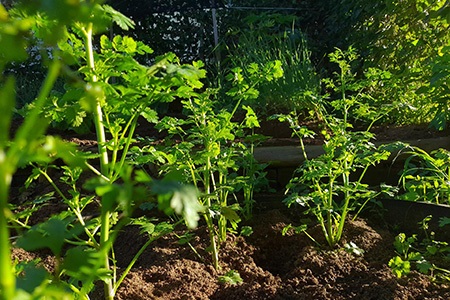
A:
<box><xmin>1</xmin><ymin>1</ymin><xmax>449</xmax><ymax>300</ymax></box>
<box><xmin>1</xmin><ymin>1</ymin><xmax>207</xmax><ymax>299</ymax></box>
<box><xmin>1</xmin><ymin>1</ymin><xmax>283</xmax><ymax>298</ymax></box>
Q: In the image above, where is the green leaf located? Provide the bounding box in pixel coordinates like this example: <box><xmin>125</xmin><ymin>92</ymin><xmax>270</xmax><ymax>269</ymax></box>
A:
<box><xmin>407</xmin><ymin>252</ymin><xmax>423</xmax><ymax>261</ymax></box>
<box><xmin>177</xmin><ymin>232</ymin><xmax>194</xmax><ymax>245</ymax></box>
<box><xmin>94</xmin><ymin>183</ymin><xmax>121</xmax><ymax>211</ymax></box>
<box><xmin>101</xmin><ymin>5</ymin><xmax>135</xmax><ymax>31</ymax></box>
<box><xmin>0</xmin><ymin>19</ymin><xmax>31</xmax><ymax>63</ymax></box>
<box><xmin>243</xmin><ymin>105</ymin><xmax>260</xmax><ymax>128</ymax></box>
<box><xmin>430</xmin><ymin>111</ymin><xmax>447</xmax><ymax>131</ymax></box>
<box><xmin>16</xmin><ymin>218</ymin><xmax>72</xmax><ymax>256</ymax></box>
<box><xmin>218</xmin><ymin>270</ymin><xmax>243</xmax><ymax>285</ymax></box>
<box><xmin>221</xmin><ymin>206</ymin><xmax>241</xmax><ymax>223</ymax></box>
<box><xmin>169</xmin><ymin>185</ymin><xmax>202</xmax><ymax>229</ymax></box>
<box><xmin>417</xmin><ymin>260</ymin><xmax>433</xmax><ymax>274</ymax></box>
<box><xmin>388</xmin><ymin>256</ymin><xmax>410</xmax><ymax>278</ymax></box>
<box><xmin>439</xmin><ymin>217</ymin><xmax>450</xmax><ymax>227</ymax></box>
<box><xmin>16</xmin><ymin>262</ymin><xmax>48</xmax><ymax>294</ymax></box>
<box><xmin>140</xmin><ymin>108</ymin><xmax>159</xmax><ymax>123</ymax></box>
<box><xmin>240</xmin><ymin>226</ymin><xmax>253</xmax><ymax>237</ymax></box>
<box><xmin>153</xmin><ymin>181</ymin><xmax>203</xmax><ymax>229</ymax></box>
<box><xmin>0</xmin><ymin>76</ymin><xmax>15</xmax><ymax>147</ymax></box>
<box><xmin>41</xmin><ymin>136</ymin><xmax>86</xmax><ymax>168</ymax></box>
<box><xmin>63</xmin><ymin>246</ymin><xmax>111</xmax><ymax>282</ymax></box>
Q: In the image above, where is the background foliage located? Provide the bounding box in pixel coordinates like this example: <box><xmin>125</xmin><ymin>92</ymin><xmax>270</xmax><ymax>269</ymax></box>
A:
<box><xmin>7</xmin><ymin>0</ymin><xmax>450</xmax><ymax>127</ymax></box>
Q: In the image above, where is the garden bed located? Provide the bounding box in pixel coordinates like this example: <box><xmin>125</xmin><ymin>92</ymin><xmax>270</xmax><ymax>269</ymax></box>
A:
<box><xmin>9</xmin><ymin>121</ymin><xmax>450</xmax><ymax>299</ymax></box>
<box><xmin>11</xmin><ymin>207</ymin><xmax>450</xmax><ymax>299</ymax></box>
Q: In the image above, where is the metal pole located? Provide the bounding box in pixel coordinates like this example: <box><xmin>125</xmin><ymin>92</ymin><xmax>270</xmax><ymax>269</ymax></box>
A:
<box><xmin>212</xmin><ymin>3</ymin><xmax>221</xmax><ymax>65</ymax></box>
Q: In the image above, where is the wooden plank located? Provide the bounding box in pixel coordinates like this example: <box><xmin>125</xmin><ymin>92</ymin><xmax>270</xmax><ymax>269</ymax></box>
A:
<box><xmin>254</xmin><ymin>137</ymin><xmax>450</xmax><ymax>167</ymax></box>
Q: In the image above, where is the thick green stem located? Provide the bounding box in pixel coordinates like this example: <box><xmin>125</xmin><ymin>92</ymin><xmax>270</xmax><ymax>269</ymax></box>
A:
<box><xmin>204</xmin><ymin>156</ymin><xmax>220</xmax><ymax>270</ymax></box>
<box><xmin>217</xmin><ymin>173</ymin><xmax>227</xmax><ymax>243</ymax></box>
<box><xmin>334</xmin><ymin>172</ymin><xmax>350</xmax><ymax>245</ymax></box>
<box><xmin>0</xmin><ymin>159</ymin><xmax>14</xmax><ymax>300</ymax></box>
<box><xmin>204</xmin><ymin>211</ymin><xmax>220</xmax><ymax>270</ymax></box>
<box><xmin>83</xmin><ymin>23</ymin><xmax>114</xmax><ymax>300</ymax></box>
<box><xmin>84</xmin><ymin>24</ymin><xmax>109</xmax><ymax>176</ymax></box>
<box><xmin>110</xmin><ymin>115</ymin><xmax>139</xmax><ymax>182</ymax></box>
<box><xmin>326</xmin><ymin>179</ymin><xmax>334</xmax><ymax>247</ymax></box>
<box><xmin>0</xmin><ymin>59</ymin><xmax>61</xmax><ymax>300</ymax></box>
<box><xmin>100</xmin><ymin>205</ymin><xmax>114</xmax><ymax>300</ymax></box>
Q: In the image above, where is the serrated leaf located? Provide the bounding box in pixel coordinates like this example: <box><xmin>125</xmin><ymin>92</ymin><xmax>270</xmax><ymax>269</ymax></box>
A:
<box><xmin>439</xmin><ymin>217</ymin><xmax>450</xmax><ymax>227</ymax></box>
<box><xmin>16</xmin><ymin>263</ymin><xmax>49</xmax><ymax>294</ymax></box>
<box><xmin>63</xmin><ymin>246</ymin><xmax>111</xmax><ymax>282</ymax></box>
<box><xmin>101</xmin><ymin>5</ymin><xmax>135</xmax><ymax>31</ymax></box>
<box><xmin>240</xmin><ymin>226</ymin><xmax>253</xmax><ymax>237</ymax></box>
<box><xmin>153</xmin><ymin>181</ymin><xmax>203</xmax><ymax>229</ymax></box>
<box><xmin>417</xmin><ymin>260</ymin><xmax>433</xmax><ymax>274</ymax></box>
<box><xmin>140</xmin><ymin>108</ymin><xmax>158</xmax><ymax>123</ymax></box>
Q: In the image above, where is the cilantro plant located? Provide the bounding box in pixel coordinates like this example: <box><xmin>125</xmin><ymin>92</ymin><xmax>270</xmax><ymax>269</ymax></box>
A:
<box><xmin>31</xmin><ymin>15</ymin><xmax>204</xmax><ymax>300</ymax></box>
<box><xmin>389</xmin><ymin>216</ymin><xmax>450</xmax><ymax>281</ymax></box>
<box><xmin>281</xmin><ymin>48</ymin><xmax>397</xmax><ymax>248</ymax></box>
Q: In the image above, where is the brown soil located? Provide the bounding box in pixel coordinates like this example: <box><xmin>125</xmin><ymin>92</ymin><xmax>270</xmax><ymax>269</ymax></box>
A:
<box><xmin>11</xmin><ymin>208</ymin><xmax>450</xmax><ymax>299</ymax></box>
<box><xmin>9</xmin><ymin>120</ymin><xmax>450</xmax><ymax>299</ymax></box>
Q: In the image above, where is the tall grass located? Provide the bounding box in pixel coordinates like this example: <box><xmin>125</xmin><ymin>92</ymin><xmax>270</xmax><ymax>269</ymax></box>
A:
<box><xmin>225</xmin><ymin>13</ymin><xmax>320</xmax><ymax>115</ymax></box>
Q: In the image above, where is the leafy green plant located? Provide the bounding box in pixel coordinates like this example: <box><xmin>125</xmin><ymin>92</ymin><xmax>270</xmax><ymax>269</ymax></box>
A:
<box><xmin>389</xmin><ymin>216</ymin><xmax>450</xmax><ymax>281</ymax></box>
<box><xmin>305</xmin><ymin>0</ymin><xmax>450</xmax><ymax>127</ymax></box>
<box><xmin>1</xmin><ymin>1</ymin><xmax>205</xmax><ymax>299</ymax></box>
<box><xmin>218</xmin><ymin>270</ymin><xmax>243</xmax><ymax>285</ymax></box>
<box><xmin>399</xmin><ymin>147</ymin><xmax>450</xmax><ymax>204</ymax></box>
<box><xmin>0</xmin><ymin>2</ymin><xmax>91</xmax><ymax>299</ymax></box>
<box><xmin>35</xmin><ymin>26</ymin><xmax>203</xmax><ymax>300</ymax></box>
<box><xmin>427</xmin><ymin>42</ymin><xmax>450</xmax><ymax>130</ymax></box>
<box><xmin>281</xmin><ymin>48</ymin><xmax>396</xmax><ymax>248</ymax></box>
<box><xmin>155</xmin><ymin>62</ymin><xmax>280</xmax><ymax>269</ymax></box>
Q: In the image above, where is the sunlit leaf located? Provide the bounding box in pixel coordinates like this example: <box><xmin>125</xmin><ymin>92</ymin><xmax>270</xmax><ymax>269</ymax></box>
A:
<box><xmin>101</xmin><ymin>4</ymin><xmax>134</xmax><ymax>31</ymax></box>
